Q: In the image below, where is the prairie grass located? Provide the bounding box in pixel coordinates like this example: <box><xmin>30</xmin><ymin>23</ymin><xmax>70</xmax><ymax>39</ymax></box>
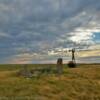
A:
<box><xmin>0</xmin><ymin>64</ymin><xmax>100</xmax><ymax>100</ymax></box>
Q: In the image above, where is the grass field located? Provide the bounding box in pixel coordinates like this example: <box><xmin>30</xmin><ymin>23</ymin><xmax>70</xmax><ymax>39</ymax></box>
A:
<box><xmin>0</xmin><ymin>64</ymin><xmax>100</xmax><ymax>100</ymax></box>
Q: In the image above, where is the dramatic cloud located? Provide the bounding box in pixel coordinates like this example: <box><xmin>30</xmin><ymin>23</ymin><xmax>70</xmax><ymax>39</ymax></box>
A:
<box><xmin>0</xmin><ymin>0</ymin><xmax>100</xmax><ymax>63</ymax></box>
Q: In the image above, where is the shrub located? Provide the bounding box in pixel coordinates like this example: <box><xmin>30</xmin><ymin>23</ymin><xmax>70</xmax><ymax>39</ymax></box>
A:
<box><xmin>67</xmin><ymin>61</ymin><xmax>76</xmax><ymax>68</ymax></box>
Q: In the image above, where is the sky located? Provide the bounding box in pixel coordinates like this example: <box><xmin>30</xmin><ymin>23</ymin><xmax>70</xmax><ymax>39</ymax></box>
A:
<box><xmin>0</xmin><ymin>0</ymin><xmax>100</xmax><ymax>64</ymax></box>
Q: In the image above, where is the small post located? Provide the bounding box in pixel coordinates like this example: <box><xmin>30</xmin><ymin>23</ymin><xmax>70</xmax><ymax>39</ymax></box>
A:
<box><xmin>22</xmin><ymin>64</ymin><xmax>32</xmax><ymax>78</ymax></box>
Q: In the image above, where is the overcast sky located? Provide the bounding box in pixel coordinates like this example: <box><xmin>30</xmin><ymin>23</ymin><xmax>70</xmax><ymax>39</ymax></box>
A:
<box><xmin>0</xmin><ymin>0</ymin><xmax>100</xmax><ymax>64</ymax></box>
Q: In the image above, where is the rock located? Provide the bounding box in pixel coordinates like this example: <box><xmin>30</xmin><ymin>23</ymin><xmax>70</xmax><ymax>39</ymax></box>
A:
<box><xmin>57</xmin><ymin>58</ymin><xmax>63</xmax><ymax>74</ymax></box>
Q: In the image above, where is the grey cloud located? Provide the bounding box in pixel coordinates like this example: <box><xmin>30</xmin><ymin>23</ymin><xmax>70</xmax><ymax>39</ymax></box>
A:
<box><xmin>0</xmin><ymin>0</ymin><xmax>100</xmax><ymax>63</ymax></box>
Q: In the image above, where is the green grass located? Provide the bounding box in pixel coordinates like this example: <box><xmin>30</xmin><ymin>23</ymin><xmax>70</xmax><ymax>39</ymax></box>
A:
<box><xmin>0</xmin><ymin>64</ymin><xmax>100</xmax><ymax>100</ymax></box>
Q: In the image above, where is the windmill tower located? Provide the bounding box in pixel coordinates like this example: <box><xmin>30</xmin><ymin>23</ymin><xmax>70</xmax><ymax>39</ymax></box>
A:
<box><xmin>68</xmin><ymin>48</ymin><xmax>76</xmax><ymax>68</ymax></box>
<box><xmin>69</xmin><ymin>48</ymin><xmax>76</xmax><ymax>63</ymax></box>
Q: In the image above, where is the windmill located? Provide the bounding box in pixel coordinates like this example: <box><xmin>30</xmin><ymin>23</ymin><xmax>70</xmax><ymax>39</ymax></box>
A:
<box><xmin>68</xmin><ymin>48</ymin><xmax>76</xmax><ymax>68</ymax></box>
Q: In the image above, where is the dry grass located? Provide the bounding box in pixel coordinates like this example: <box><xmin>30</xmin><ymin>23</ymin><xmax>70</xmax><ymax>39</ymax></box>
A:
<box><xmin>0</xmin><ymin>64</ymin><xmax>100</xmax><ymax>100</ymax></box>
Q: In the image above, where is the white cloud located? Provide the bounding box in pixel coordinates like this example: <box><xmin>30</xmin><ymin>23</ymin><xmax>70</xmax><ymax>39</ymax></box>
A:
<box><xmin>8</xmin><ymin>53</ymin><xmax>46</xmax><ymax>64</ymax></box>
<box><xmin>69</xmin><ymin>29</ymin><xmax>94</xmax><ymax>44</ymax></box>
<box><xmin>0</xmin><ymin>32</ymin><xmax>12</xmax><ymax>38</ymax></box>
<box><xmin>88</xmin><ymin>44</ymin><xmax>100</xmax><ymax>50</ymax></box>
